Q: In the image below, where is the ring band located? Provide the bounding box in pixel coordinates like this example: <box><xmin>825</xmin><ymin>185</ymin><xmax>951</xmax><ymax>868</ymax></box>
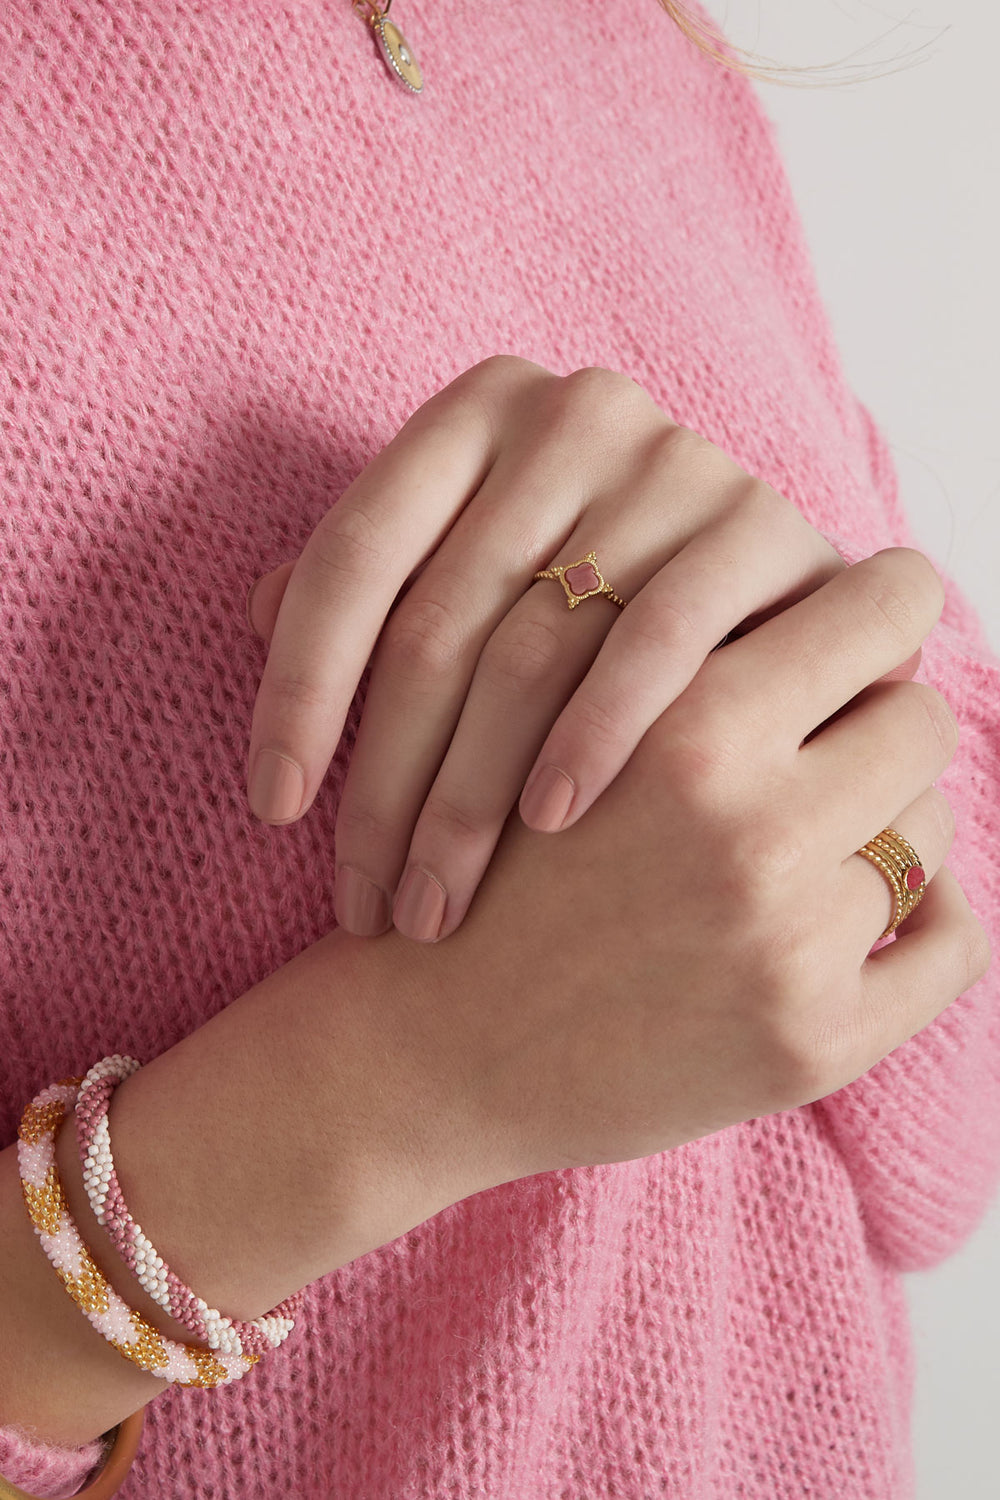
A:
<box><xmin>856</xmin><ymin>827</ymin><xmax>927</xmax><ymax>939</ymax></box>
<box><xmin>532</xmin><ymin>550</ymin><xmax>628</xmax><ymax>610</ymax></box>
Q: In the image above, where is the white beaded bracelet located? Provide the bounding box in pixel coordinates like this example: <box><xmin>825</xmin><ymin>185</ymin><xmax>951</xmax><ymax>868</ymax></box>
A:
<box><xmin>74</xmin><ymin>1054</ymin><xmax>302</xmax><ymax>1359</ymax></box>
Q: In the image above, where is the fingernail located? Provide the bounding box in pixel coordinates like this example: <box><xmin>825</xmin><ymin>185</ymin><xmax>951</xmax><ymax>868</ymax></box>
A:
<box><xmin>249</xmin><ymin>749</ymin><xmax>305</xmax><ymax>823</ymax></box>
<box><xmin>335</xmin><ymin>865</ymin><xmax>391</xmax><ymax>936</ymax></box>
<box><xmin>520</xmin><ymin>764</ymin><xmax>575</xmax><ymax>832</ymax></box>
<box><xmin>245</xmin><ymin>578</ymin><xmax>261</xmax><ymax>630</ymax></box>
<box><xmin>393</xmin><ymin>867</ymin><xmax>447</xmax><ymax>942</ymax></box>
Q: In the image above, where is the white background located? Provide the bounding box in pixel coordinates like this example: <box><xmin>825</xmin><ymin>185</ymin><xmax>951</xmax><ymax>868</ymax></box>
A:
<box><xmin>697</xmin><ymin>4</ymin><xmax>999</xmax><ymax>1496</ymax></box>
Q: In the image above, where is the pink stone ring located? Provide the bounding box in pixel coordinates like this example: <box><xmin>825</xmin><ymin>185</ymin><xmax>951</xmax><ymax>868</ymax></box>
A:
<box><xmin>532</xmin><ymin>550</ymin><xmax>628</xmax><ymax>611</ymax></box>
<box><xmin>856</xmin><ymin>826</ymin><xmax>927</xmax><ymax>939</ymax></box>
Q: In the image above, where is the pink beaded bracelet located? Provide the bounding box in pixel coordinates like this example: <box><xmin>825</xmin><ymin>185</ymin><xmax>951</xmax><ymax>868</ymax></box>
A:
<box><xmin>74</xmin><ymin>1054</ymin><xmax>305</xmax><ymax>1362</ymax></box>
<box><xmin>17</xmin><ymin>1077</ymin><xmax>256</xmax><ymax>1387</ymax></box>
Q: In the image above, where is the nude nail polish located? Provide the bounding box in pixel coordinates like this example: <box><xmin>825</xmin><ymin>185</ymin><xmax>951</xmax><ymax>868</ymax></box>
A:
<box><xmin>520</xmin><ymin>765</ymin><xmax>575</xmax><ymax>832</ymax></box>
<box><xmin>335</xmin><ymin>866</ymin><xmax>390</xmax><ymax>936</ymax></box>
<box><xmin>393</xmin><ymin>867</ymin><xmax>447</xmax><ymax>942</ymax></box>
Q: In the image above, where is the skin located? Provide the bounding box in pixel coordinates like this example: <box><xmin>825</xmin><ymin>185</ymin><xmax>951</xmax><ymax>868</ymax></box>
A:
<box><xmin>341</xmin><ymin>547</ymin><xmax>986</xmax><ymax>1180</ymax></box>
<box><xmin>0</xmin><ymin>549</ymin><xmax>982</xmax><ymax>1450</ymax></box>
<box><xmin>243</xmin><ymin>355</ymin><xmax>922</xmax><ymax>947</ymax></box>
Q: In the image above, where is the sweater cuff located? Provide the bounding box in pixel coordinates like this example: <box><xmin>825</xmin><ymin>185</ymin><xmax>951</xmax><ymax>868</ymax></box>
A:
<box><xmin>0</xmin><ymin>1422</ymin><xmax>108</xmax><ymax>1500</ymax></box>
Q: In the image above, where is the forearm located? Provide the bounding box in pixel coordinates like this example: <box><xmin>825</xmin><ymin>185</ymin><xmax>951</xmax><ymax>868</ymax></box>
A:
<box><xmin>0</xmin><ymin>924</ymin><xmax>488</xmax><ymax>1451</ymax></box>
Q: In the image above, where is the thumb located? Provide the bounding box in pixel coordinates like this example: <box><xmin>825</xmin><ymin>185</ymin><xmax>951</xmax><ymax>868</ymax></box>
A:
<box><xmin>245</xmin><ymin>560</ymin><xmax>297</xmax><ymax>642</ymax></box>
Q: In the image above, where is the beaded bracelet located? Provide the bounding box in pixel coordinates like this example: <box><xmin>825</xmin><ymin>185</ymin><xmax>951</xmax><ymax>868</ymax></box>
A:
<box><xmin>18</xmin><ymin>1078</ymin><xmax>257</xmax><ymax>1387</ymax></box>
<box><xmin>75</xmin><ymin>1055</ymin><xmax>303</xmax><ymax>1360</ymax></box>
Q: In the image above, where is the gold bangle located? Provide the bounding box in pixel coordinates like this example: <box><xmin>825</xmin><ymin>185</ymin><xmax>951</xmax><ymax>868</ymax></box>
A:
<box><xmin>0</xmin><ymin>1408</ymin><xmax>145</xmax><ymax>1500</ymax></box>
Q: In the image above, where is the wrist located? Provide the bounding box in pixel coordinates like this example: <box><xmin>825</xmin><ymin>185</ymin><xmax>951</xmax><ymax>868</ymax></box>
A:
<box><xmin>98</xmin><ymin>927</ymin><xmax>486</xmax><ymax>1318</ymax></box>
<box><xmin>0</xmin><ymin>922</ymin><xmax>498</xmax><ymax>1451</ymax></box>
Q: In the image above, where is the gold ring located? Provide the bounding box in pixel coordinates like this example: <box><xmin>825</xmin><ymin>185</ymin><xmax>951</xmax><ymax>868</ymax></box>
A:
<box><xmin>856</xmin><ymin>827</ymin><xmax>927</xmax><ymax>939</ymax></box>
<box><xmin>532</xmin><ymin>550</ymin><xmax>628</xmax><ymax>611</ymax></box>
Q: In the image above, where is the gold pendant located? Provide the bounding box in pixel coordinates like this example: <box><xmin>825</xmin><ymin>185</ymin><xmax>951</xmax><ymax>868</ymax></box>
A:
<box><xmin>357</xmin><ymin>2</ymin><xmax>424</xmax><ymax>95</ymax></box>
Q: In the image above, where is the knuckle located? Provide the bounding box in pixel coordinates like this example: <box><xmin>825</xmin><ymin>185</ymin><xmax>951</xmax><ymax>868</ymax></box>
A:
<box><xmin>733</xmin><ymin>810</ymin><xmax>806</xmax><ymax>897</ymax></box>
<box><xmin>266</xmin><ymin>665</ymin><xmax>330</xmax><ymax>716</ymax></box>
<box><xmin>563</xmin><ymin>362</ymin><xmax>636</xmax><ymax>397</ymax></box>
<box><xmin>383</xmin><ymin>596</ymin><xmax>465</xmax><ymax>683</ymax></box>
<box><xmin>737</xmin><ymin>481</ymin><xmax>818</xmax><ymax>552</ymax></box>
<box><xmin>698</xmin><ymin>806</ymin><xmax>807</xmax><ymax>920</ymax></box>
<box><xmin>422</xmin><ymin>789</ymin><xmax>485</xmax><ymax>846</ymax></box>
<box><xmin>648</xmin><ymin>417</ymin><xmax>716</xmax><ymax>476</ymax></box>
<box><xmin>450</xmin><ymin>357</ymin><xmax>550</xmax><ymax>445</ymax></box>
<box><xmin>620</xmin><ymin>591</ymin><xmax>698</xmax><ymax>655</ymax></box>
<box><xmin>658</xmin><ymin>698</ymin><xmax>742</xmax><ymax>805</ymax></box>
<box><xmin>483</xmin><ymin>614</ymin><xmax>564</xmax><ymax>691</ymax></box>
<box><xmin>559</xmin><ymin>364</ymin><xmax>655</xmax><ymax>431</ymax></box>
<box><xmin>315</xmin><ymin>502</ymin><xmax>391</xmax><ymax>584</ymax></box>
<box><xmin>565</xmin><ymin>689</ymin><xmax>623</xmax><ymax>753</ymax></box>
<box><xmin>787</xmin><ymin>989</ymin><xmax>867</xmax><ymax>1105</ymax></box>
<box><xmin>741</xmin><ymin>936</ymin><xmax>838</xmax><ymax>1108</ymax></box>
<box><xmin>335</xmin><ymin>799</ymin><xmax>393</xmax><ymax>854</ymax></box>
<box><xmin>469</xmin><ymin>352</ymin><xmax>541</xmax><ymax>383</ymax></box>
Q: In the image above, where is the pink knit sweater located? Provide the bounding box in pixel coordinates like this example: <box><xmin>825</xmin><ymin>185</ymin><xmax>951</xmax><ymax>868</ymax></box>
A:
<box><xmin>2</xmin><ymin>3</ymin><xmax>998</xmax><ymax>1496</ymax></box>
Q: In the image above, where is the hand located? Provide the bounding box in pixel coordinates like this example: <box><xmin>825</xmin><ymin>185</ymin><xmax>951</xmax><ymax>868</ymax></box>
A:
<box><xmin>244</xmin><ymin>355</ymin><xmax>910</xmax><ymax>944</ymax></box>
<box><xmin>365</xmin><ymin>547</ymin><xmax>989</xmax><ymax>1184</ymax></box>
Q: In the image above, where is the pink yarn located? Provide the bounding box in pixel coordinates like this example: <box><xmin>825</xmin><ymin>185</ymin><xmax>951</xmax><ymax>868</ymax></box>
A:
<box><xmin>73</xmin><ymin>1056</ymin><xmax>304</xmax><ymax>1362</ymax></box>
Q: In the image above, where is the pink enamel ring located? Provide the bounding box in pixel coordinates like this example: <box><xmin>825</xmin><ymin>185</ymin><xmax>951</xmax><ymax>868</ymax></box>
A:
<box><xmin>532</xmin><ymin>550</ymin><xmax>628</xmax><ymax>610</ymax></box>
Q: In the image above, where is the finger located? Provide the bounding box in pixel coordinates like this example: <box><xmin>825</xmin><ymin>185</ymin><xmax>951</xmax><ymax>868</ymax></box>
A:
<box><xmin>704</xmin><ymin>548</ymin><xmax>945</xmax><ymax>752</ymax></box>
<box><xmin>394</xmin><ymin>500</ymin><xmax>834</xmax><ymax>936</ymax></box>
<box><xmin>804</xmin><ymin>866</ymin><xmax>990</xmax><ymax>1101</ymax></box>
<box><xmin>858</xmin><ymin>865</ymin><xmax>991</xmax><ymax>1063</ymax></box>
<box><xmin>245</xmin><ymin>366</ymin><xmax>515</xmax><ymax>825</ymax></box>
<box><xmin>335</xmin><ymin>559</ymin><xmax>615</xmax><ymax>938</ymax></box>
<box><xmin>332</xmin><ymin>372</ymin><xmax>671</xmax><ymax>930</ymax></box>
<box><xmin>246</xmin><ymin>562</ymin><xmax>296</xmax><ymax>638</ymax></box>
<box><xmin>388</xmin><ymin>603</ymin><xmax>618</xmax><ymax>940</ymax></box>
<box><xmin>803</xmin><ymin>677</ymin><xmax>959</xmax><ymax>857</ymax></box>
<box><xmin>838</xmin><ymin>785</ymin><xmax>955</xmax><ymax>960</ymax></box>
<box><xmin>518</xmin><ymin>497</ymin><xmax>843</xmax><ymax>832</ymax></box>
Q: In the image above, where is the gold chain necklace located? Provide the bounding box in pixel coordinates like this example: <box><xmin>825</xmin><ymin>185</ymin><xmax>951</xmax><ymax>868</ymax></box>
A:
<box><xmin>351</xmin><ymin>0</ymin><xmax>424</xmax><ymax>94</ymax></box>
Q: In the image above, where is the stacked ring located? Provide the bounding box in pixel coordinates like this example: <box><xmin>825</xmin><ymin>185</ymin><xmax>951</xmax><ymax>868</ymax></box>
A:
<box><xmin>856</xmin><ymin>827</ymin><xmax>927</xmax><ymax>940</ymax></box>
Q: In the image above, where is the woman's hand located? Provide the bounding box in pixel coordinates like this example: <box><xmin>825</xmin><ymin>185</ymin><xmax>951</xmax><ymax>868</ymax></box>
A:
<box><xmin>245</xmin><ymin>355</ymin><xmax>867</xmax><ymax>943</ymax></box>
<box><xmin>359</xmin><ymin>547</ymin><xmax>988</xmax><ymax>1184</ymax></box>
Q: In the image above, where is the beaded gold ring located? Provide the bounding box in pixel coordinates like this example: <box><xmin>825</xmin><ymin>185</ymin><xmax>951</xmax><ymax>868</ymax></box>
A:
<box><xmin>856</xmin><ymin>826</ymin><xmax>927</xmax><ymax>939</ymax></box>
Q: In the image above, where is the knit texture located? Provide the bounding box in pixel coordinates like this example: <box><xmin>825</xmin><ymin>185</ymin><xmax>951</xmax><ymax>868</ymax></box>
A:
<box><xmin>2</xmin><ymin>2</ymin><xmax>998</xmax><ymax>1496</ymax></box>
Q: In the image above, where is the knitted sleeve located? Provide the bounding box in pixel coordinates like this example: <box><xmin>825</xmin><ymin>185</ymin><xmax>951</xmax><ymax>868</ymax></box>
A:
<box><xmin>807</xmin><ymin>401</ymin><xmax>1000</xmax><ymax>1272</ymax></box>
<box><xmin>0</xmin><ymin>1422</ymin><xmax>108</xmax><ymax>1499</ymax></box>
